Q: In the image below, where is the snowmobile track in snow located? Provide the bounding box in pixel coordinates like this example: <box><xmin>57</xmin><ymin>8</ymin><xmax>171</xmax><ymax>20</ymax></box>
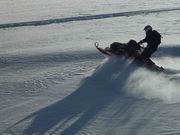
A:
<box><xmin>0</xmin><ymin>7</ymin><xmax>180</xmax><ymax>29</ymax></box>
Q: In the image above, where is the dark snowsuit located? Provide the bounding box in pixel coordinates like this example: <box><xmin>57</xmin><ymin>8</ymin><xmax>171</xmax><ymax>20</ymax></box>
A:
<box><xmin>140</xmin><ymin>30</ymin><xmax>161</xmax><ymax>60</ymax></box>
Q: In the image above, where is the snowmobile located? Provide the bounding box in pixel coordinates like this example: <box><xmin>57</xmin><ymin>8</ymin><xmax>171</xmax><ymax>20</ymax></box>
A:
<box><xmin>95</xmin><ymin>40</ymin><xmax>164</xmax><ymax>72</ymax></box>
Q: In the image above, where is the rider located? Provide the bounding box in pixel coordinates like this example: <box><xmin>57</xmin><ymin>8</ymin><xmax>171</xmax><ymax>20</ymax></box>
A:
<box><xmin>138</xmin><ymin>25</ymin><xmax>161</xmax><ymax>62</ymax></box>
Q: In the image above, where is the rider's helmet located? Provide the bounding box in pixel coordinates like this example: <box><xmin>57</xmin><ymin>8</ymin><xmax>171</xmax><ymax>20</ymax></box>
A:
<box><xmin>144</xmin><ymin>25</ymin><xmax>152</xmax><ymax>33</ymax></box>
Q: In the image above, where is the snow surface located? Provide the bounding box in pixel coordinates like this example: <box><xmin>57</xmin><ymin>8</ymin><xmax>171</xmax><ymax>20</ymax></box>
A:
<box><xmin>0</xmin><ymin>0</ymin><xmax>180</xmax><ymax>135</ymax></box>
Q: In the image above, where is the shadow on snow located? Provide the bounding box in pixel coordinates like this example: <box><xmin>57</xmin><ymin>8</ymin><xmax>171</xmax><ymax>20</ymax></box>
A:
<box><xmin>8</xmin><ymin>58</ymin><xmax>142</xmax><ymax>135</ymax></box>
<box><xmin>156</xmin><ymin>46</ymin><xmax>180</xmax><ymax>58</ymax></box>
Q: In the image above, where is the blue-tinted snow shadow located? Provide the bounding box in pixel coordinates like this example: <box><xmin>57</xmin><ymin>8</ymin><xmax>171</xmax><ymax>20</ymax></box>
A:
<box><xmin>8</xmin><ymin>57</ymin><xmax>140</xmax><ymax>135</ymax></box>
<box><xmin>155</xmin><ymin>46</ymin><xmax>180</xmax><ymax>58</ymax></box>
<box><xmin>0</xmin><ymin>50</ymin><xmax>101</xmax><ymax>66</ymax></box>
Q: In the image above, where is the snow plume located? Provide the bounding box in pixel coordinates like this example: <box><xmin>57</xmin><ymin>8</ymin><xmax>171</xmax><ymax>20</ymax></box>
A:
<box><xmin>94</xmin><ymin>57</ymin><xmax>180</xmax><ymax>104</ymax></box>
<box><xmin>125</xmin><ymin>69</ymin><xmax>180</xmax><ymax>104</ymax></box>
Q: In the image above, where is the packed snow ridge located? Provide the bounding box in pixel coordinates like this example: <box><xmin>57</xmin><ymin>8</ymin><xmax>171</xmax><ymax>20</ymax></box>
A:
<box><xmin>0</xmin><ymin>7</ymin><xmax>180</xmax><ymax>29</ymax></box>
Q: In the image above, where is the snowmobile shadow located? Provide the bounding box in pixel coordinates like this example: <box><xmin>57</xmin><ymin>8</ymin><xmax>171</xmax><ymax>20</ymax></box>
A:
<box><xmin>8</xmin><ymin>57</ymin><xmax>145</xmax><ymax>135</ymax></box>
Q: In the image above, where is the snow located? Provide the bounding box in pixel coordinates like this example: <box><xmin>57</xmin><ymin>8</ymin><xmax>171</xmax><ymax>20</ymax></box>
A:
<box><xmin>0</xmin><ymin>0</ymin><xmax>180</xmax><ymax>135</ymax></box>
